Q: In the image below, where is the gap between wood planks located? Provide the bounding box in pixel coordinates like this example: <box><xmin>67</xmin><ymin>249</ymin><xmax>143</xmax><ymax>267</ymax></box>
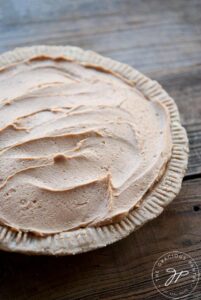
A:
<box><xmin>184</xmin><ymin>173</ymin><xmax>201</xmax><ymax>181</ymax></box>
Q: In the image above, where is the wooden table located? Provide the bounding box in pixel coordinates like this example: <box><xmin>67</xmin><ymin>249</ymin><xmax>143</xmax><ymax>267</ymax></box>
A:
<box><xmin>0</xmin><ymin>1</ymin><xmax>201</xmax><ymax>299</ymax></box>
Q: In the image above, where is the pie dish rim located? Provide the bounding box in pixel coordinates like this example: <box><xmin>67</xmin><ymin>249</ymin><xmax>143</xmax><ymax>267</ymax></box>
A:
<box><xmin>0</xmin><ymin>45</ymin><xmax>188</xmax><ymax>255</ymax></box>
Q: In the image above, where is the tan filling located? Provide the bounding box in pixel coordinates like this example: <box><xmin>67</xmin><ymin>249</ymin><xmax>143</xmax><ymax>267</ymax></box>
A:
<box><xmin>0</xmin><ymin>56</ymin><xmax>172</xmax><ymax>235</ymax></box>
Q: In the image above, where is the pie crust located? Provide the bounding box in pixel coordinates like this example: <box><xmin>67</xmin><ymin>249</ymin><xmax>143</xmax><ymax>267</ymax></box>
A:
<box><xmin>0</xmin><ymin>46</ymin><xmax>188</xmax><ymax>255</ymax></box>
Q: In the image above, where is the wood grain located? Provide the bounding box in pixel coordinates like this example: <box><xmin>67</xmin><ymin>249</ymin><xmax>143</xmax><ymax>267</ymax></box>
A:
<box><xmin>0</xmin><ymin>0</ymin><xmax>201</xmax><ymax>299</ymax></box>
<box><xmin>0</xmin><ymin>179</ymin><xmax>201</xmax><ymax>300</ymax></box>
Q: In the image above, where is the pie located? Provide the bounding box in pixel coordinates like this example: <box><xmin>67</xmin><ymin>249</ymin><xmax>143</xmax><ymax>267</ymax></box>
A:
<box><xmin>0</xmin><ymin>46</ymin><xmax>188</xmax><ymax>254</ymax></box>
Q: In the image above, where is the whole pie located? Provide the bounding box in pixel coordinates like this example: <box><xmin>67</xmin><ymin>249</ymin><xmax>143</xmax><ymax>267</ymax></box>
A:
<box><xmin>0</xmin><ymin>46</ymin><xmax>188</xmax><ymax>254</ymax></box>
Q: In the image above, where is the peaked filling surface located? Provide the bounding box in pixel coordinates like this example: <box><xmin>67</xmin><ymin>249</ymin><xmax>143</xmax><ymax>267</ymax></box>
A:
<box><xmin>0</xmin><ymin>56</ymin><xmax>172</xmax><ymax>235</ymax></box>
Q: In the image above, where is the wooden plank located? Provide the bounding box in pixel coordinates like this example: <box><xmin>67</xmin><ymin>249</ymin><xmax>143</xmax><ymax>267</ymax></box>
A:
<box><xmin>185</xmin><ymin>123</ymin><xmax>201</xmax><ymax>177</ymax></box>
<box><xmin>0</xmin><ymin>178</ymin><xmax>200</xmax><ymax>300</ymax></box>
<box><xmin>156</xmin><ymin>65</ymin><xmax>201</xmax><ymax>177</ymax></box>
<box><xmin>153</xmin><ymin>65</ymin><xmax>201</xmax><ymax>126</ymax></box>
<box><xmin>0</xmin><ymin>0</ymin><xmax>201</xmax><ymax>76</ymax></box>
<box><xmin>0</xmin><ymin>1</ymin><xmax>200</xmax><ymax>178</ymax></box>
<box><xmin>0</xmin><ymin>1</ymin><xmax>200</xmax><ymax>299</ymax></box>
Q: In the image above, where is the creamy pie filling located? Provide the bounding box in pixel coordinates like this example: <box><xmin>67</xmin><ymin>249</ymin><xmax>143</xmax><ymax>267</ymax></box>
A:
<box><xmin>0</xmin><ymin>56</ymin><xmax>172</xmax><ymax>235</ymax></box>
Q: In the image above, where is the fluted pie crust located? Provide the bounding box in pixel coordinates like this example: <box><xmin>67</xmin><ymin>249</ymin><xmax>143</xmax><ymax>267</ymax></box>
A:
<box><xmin>0</xmin><ymin>46</ymin><xmax>188</xmax><ymax>255</ymax></box>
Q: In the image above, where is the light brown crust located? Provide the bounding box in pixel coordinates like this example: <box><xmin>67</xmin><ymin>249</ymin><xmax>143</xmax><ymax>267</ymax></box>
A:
<box><xmin>0</xmin><ymin>46</ymin><xmax>188</xmax><ymax>255</ymax></box>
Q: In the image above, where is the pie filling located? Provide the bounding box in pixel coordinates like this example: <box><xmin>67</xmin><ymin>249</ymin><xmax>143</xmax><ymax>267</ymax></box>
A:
<box><xmin>0</xmin><ymin>56</ymin><xmax>172</xmax><ymax>235</ymax></box>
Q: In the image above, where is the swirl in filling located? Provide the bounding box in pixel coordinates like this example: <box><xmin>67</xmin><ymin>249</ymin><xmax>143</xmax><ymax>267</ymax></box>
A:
<box><xmin>0</xmin><ymin>56</ymin><xmax>172</xmax><ymax>235</ymax></box>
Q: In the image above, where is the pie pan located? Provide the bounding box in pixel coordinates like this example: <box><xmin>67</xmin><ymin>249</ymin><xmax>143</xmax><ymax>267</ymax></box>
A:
<box><xmin>0</xmin><ymin>46</ymin><xmax>188</xmax><ymax>255</ymax></box>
